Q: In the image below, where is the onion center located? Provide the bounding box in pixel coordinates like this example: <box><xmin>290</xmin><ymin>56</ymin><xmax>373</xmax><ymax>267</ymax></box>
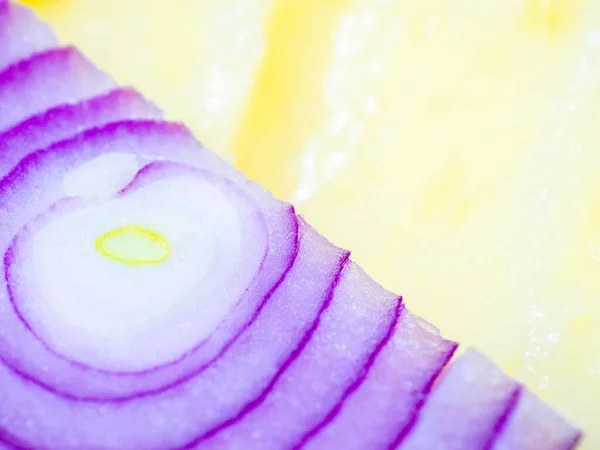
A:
<box><xmin>94</xmin><ymin>224</ymin><xmax>171</xmax><ymax>266</ymax></box>
<box><xmin>4</xmin><ymin>166</ymin><xmax>268</xmax><ymax>371</ymax></box>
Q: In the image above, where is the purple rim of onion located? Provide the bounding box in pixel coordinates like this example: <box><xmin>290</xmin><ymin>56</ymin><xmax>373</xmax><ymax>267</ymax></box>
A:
<box><xmin>0</xmin><ymin>2</ymin><xmax>583</xmax><ymax>449</ymax></box>
<box><xmin>398</xmin><ymin>349</ymin><xmax>522</xmax><ymax>449</ymax></box>
<box><xmin>0</xmin><ymin>0</ymin><xmax>57</xmax><ymax>72</ymax></box>
<box><xmin>0</xmin><ymin>46</ymin><xmax>116</xmax><ymax>132</ymax></box>
<box><xmin>0</xmin><ymin>88</ymin><xmax>162</xmax><ymax>179</ymax></box>
<box><xmin>197</xmin><ymin>262</ymin><xmax>405</xmax><ymax>449</ymax></box>
<box><xmin>491</xmin><ymin>391</ymin><xmax>583</xmax><ymax>450</ymax></box>
<box><xmin>300</xmin><ymin>311</ymin><xmax>457</xmax><ymax>450</ymax></box>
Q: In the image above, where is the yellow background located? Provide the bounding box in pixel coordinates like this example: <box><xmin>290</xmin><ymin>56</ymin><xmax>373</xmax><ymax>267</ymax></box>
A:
<box><xmin>20</xmin><ymin>0</ymin><xmax>600</xmax><ymax>447</ymax></box>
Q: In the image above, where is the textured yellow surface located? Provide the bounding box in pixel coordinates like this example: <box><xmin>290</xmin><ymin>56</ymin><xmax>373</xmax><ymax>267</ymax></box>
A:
<box><xmin>21</xmin><ymin>0</ymin><xmax>599</xmax><ymax>447</ymax></box>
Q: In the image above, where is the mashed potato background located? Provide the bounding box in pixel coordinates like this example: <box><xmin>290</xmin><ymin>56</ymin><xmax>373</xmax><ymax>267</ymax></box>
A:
<box><xmin>20</xmin><ymin>0</ymin><xmax>599</xmax><ymax>447</ymax></box>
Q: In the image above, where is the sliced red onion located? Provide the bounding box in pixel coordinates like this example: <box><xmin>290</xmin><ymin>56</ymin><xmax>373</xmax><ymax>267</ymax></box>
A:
<box><xmin>491</xmin><ymin>391</ymin><xmax>582</xmax><ymax>450</ymax></box>
<box><xmin>0</xmin><ymin>88</ymin><xmax>162</xmax><ymax>178</ymax></box>
<box><xmin>0</xmin><ymin>128</ymin><xmax>583</xmax><ymax>450</ymax></box>
<box><xmin>0</xmin><ymin>3</ymin><xmax>584</xmax><ymax>448</ymax></box>
<box><xmin>0</xmin><ymin>47</ymin><xmax>116</xmax><ymax>132</ymax></box>
<box><xmin>0</xmin><ymin>121</ymin><xmax>581</xmax><ymax>449</ymax></box>
<box><xmin>0</xmin><ymin>1</ymin><xmax>57</xmax><ymax>72</ymax></box>
<box><xmin>398</xmin><ymin>349</ymin><xmax>521</xmax><ymax>450</ymax></box>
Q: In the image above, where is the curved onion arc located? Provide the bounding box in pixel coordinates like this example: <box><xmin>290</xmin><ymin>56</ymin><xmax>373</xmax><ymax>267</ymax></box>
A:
<box><xmin>180</xmin><ymin>250</ymin><xmax>351</xmax><ymax>448</ymax></box>
<box><xmin>483</xmin><ymin>390</ymin><xmax>524</xmax><ymax>450</ymax></box>
<box><xmin>491</xmin><ymin>391</ymin><xmax>583</xmax><ymax>450</ymax></box>
<box><xmin>397</xmin><ymin>350</ymin><xmax>523</xmax><ymax>450</ymax></box>
<box><xmin>198</xmin><ymin>262</ymin><xmax>406</xmax><ymax>450</ymax></box>
<box><xmin>0</xmin><ymin>88</ymin><xmax>162</xmax><ymax>179</ymax></box>
<box><xmin>0</xmin><ymin>47</ymin><xmax>116</xmax><ymax>133</ymax></box>
<box><xmin>290</xmin><ymin>297</ymin><xmax>405</xmax><ymax>449</ymax></box>
<box><xmin>302</xmin><ymin>314</ymin><xmax>458</xmax><ymax>450</ymax></box>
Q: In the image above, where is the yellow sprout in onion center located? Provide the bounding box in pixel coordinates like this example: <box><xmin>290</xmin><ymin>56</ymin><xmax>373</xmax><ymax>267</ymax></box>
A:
<box><xmin>95</xmin><ymin>225</ymin><xmax>170</xmax><ymax>266</ymax></box>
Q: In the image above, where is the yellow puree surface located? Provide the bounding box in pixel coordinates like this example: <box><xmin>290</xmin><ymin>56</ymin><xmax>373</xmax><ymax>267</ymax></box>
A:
<box><xmin>21</xmin><ymin>0</ymin><xmax>600</xmax><ymax>446</ymax></box>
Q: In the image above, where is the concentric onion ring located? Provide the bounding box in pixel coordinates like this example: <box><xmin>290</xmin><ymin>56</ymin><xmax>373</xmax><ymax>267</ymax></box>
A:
<box><xmin>493</xmin><ymin>391</ymin><xmax>584</xmax><ymax>450</ymax></box>
<box><xmin>0</xmin><ymin>88</ymin><xmax>162</xmax><ymax>179</ymax></box>
<box><xmin>0</xmin><ymin>46</ymin><xmax>116</xmax><ymax>132</ymax></box>
<box><xmin>398</xmin><ymin>349</ymin><xmax>522</xmax><ymax>450</ymax></box>
<box><xmin>301</xmin><ymin>307</ymin><xmax>458</xmax><ymax>450</ymax></box>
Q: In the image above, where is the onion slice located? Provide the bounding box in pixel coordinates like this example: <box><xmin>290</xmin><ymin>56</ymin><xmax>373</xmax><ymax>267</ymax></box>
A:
<box><xmin>0</xmin><ymin>1</ymin><xmax>57</xmax><ymax>72</ymax></box>
<box><xmin>0</xmin><ymin>47</ymin><xmax>116</xmax><ymax>132</ymax></box>
<box><xmin>0</xmin><ymin>3</ymin><xmax>584</xmax><ymax>448</ymax></box>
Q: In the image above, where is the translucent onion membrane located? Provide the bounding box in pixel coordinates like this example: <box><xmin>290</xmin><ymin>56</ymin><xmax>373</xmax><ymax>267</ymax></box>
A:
<box><xmin>0</xmin><ymin>2</ymin><xmax>582</xmax><ymax>449</ymax></box>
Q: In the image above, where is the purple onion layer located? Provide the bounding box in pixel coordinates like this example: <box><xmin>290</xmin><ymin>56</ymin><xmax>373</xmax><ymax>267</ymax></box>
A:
<box><xmin>199</xmin><ymin>262</ymin><xmax>403</xmax><ymax>449</ymax></box>
<box><xmin>301</xmin><ymin>309</ymin><xmax>458</xmax><ymax>450</ymax></box>
<box><xmin>0</xmin><ymin>88</ymin><xmax>162</xmax><ymax>178</ymax></box>
<box><xmin>0</xmin><ymin>47</ymin><xmax>116</xmax><ymax>132</ymax></box>
<box><xmin>398</xmin><ymin>349</ymin><xmax>521</xmax><ymax>450</ymax></box>
<box><xmin>491</xmin><ymin>390</ymin><xmax>582</xmax><ymax>450</ymax></box>
<box><xmin>0</xmin><ymin>1</ymin><xmax>57</xmax><ymax>72</ymax></box>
